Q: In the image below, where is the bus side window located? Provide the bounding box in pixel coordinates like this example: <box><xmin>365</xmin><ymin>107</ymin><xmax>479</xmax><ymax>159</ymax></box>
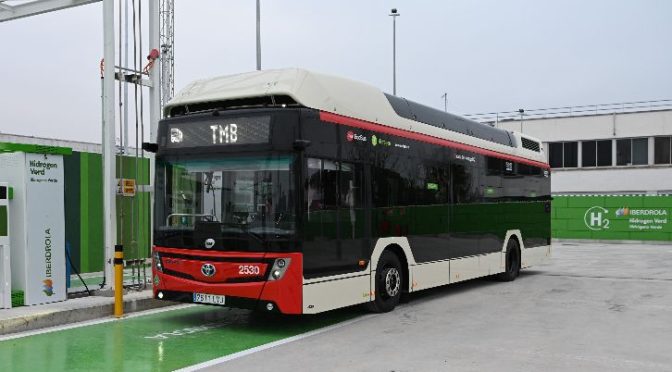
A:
<box><xmin>306</xmin><ymin>158</ymin><xmax>361</xmax><ymax>212</ymax></box>
<box><xmin>306</xmin><ymin>158</ymin><xmax>323</xmax><ymax>213</ymax></box>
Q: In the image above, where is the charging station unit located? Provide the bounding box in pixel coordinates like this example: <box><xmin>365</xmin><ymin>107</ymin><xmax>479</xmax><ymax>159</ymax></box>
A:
<box><xmin>0</xmin><ymin>183</ymin><xmax>11</xmax><ymax>308</ymax></box>
<box><xmin>0</xmin><ymin>152</ymin><xmax>66</xmax><ymax>305</ymax></box>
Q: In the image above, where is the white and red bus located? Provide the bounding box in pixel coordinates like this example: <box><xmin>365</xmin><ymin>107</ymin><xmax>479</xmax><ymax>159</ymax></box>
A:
<box><xmin>151</xmin><ymin>69</ymin><xmax>551</xmax><ymax>314</ymax></box>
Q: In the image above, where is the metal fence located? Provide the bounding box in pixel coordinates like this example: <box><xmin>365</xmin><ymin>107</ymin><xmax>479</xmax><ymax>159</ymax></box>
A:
<box><xmin>464</xmin><ymin>99</ymin><xmax>672</xmax><ymax>124</ymax></box>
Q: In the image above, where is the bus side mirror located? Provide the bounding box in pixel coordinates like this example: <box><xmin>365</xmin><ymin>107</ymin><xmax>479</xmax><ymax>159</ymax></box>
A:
<box><xmin>142</xmin><ymin>142</ymin><xmax>159</xmax><ymax>153</ymax></box>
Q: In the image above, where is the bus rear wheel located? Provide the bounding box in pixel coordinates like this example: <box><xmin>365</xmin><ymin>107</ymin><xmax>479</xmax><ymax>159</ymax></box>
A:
<box><xmin>366</xmin><ymin>251</ymin><xmax>403</xmax><ymax>313</ymax></box>
<box><xmin>497</xmin><ymin>239</ymin><xmax>520</xmax><ymax>282</ymax></box>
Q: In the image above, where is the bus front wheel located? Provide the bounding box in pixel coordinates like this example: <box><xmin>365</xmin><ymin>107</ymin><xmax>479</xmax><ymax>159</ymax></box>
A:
<box><xmin>366</xmin><ymin>251</ymin><xmax>403</xmax><ymax>313</ymax></box>
<box><xmin>497</xmin><ymin>239</ymin><xmax>521</xmax><ymax>282</ymax></box>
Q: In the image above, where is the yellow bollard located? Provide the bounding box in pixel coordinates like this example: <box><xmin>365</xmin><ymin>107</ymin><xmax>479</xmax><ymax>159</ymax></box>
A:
<box><xmin>114</xmin><ymin>244</ymin><xmax>124</xmax><ymax>318</ymax></box>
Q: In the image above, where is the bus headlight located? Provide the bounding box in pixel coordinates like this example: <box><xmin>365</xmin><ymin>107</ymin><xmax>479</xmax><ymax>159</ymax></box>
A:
<box><xmin>153</xmin><ymin>251</ymin><xmax>163</xmax><ymax>272</ymax></box>
<box><xmin>267</xmin><ymin>258</ymin><xmax>291</xmax><ymax>281</ymax></box>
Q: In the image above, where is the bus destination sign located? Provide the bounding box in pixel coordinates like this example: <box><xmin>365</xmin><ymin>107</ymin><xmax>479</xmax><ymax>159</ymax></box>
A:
<box><xmin>164</xmin><ymin>115</ymin><xmax>271</xmax><ymax>148</ymax></box>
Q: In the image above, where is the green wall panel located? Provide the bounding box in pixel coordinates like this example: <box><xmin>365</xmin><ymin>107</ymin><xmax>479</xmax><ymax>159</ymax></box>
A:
<box><xmin>61</xmin><ymin>152</ymin><xmax>151</xmax><ymax>274</ymax></box>
<box><xmin>0</xmin><ymin>206</ymin><xmax>7</xmax><ymax>237</ymax></box>
<box><xmin>603</xmin><ymin>196</ymin><xmax>644</xmax><ymax>207</ymax></box>
<box><xmin>566</xmin><ymin>196</ymin><xmax>603</xmax><ymax>208</ymax></box>
<box><xmin>63</xmin><ymin>152</ymin><xmax>81</xmax><ymax>269</ymax></box>
<box><xmin>81</xmin><ymin>152</ymin><xmax>105</xmax><ymax>273</ymax></box>
<box><xmin>552</xmin><ymin>195</ymin><xmax>672</xmax><ymax>241</ymax></box>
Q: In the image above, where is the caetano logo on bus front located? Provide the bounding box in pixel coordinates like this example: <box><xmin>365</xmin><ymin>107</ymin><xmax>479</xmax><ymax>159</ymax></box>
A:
<box><xmin>584</xmin><ymin>206</ymin><xmax>610</xmax><ymax>230</ymax></box>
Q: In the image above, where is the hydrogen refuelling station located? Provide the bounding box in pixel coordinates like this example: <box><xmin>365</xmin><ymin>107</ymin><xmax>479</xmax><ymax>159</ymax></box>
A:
<box><xmin>0</xmin><ymin>149</ymin><xmax>67</xmax><ymax>306</ymax></box>
<box><xmin>1</xmin><ymin>2</ymin><xmax>671</xmax><ymax>372</ymax></box>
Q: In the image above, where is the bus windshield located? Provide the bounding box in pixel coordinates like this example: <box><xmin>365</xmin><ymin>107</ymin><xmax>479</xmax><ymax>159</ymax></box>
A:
<box><xmin>155</xmin><ymin>154</ymin><xmax>296</xmax><ymax>251</ymax></box>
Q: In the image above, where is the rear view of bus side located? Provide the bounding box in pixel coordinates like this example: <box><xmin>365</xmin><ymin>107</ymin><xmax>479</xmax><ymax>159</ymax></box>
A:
<box><xmin>152</xmin><ymin>68</ymin><xmax>551</xmax><ymax>314</ymax></box>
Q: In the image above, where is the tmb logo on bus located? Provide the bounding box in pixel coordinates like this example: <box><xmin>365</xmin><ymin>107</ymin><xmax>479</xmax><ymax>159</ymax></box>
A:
<box><xmin>584</xmin><ymin>206</ymin><xmax>610</xmax><ymax>231</ymax></box>
<box><xmin>346</xmin><ymin>131</ymin><xmax>367</xmax><ymax>143</ymax></box>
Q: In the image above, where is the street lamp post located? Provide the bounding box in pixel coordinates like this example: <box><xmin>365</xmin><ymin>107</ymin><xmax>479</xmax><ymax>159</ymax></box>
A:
<box><xmin>256</xmin><ymin>0</ymin><xmax>261</xmax><ymax>70</ymax></box>
<box><xmin>519</xmin><ymin>108</ymin><xmax>525</xmax><ymax>133</ymax></box>
<box><xmin>389</xmin><ymin>8</ymin><xmax>400</xmax><ymax>95</ymax></box>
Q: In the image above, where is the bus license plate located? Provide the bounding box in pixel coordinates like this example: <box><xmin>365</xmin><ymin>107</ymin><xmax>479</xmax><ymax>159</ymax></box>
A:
<box><xmin>193</xmin><ymin>293</ymin><xmax>226</xmax><ymax>305</ymax></box>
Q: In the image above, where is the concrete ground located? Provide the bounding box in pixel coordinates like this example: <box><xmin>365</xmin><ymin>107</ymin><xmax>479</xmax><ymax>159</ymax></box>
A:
<box><xmin>208</xmin><ymin>242</ymin><xmax>672</xmax><ymax>372</ymax></box>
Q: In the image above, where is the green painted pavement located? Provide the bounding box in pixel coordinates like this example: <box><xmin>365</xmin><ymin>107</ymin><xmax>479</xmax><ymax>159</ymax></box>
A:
<box><xmin>1</xmin><ymin>305</ymin><xmax>361</xmax><ymax>372</ymax></box>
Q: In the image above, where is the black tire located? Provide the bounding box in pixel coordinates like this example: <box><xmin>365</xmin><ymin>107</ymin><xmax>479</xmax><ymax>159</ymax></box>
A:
<box><xmin>497</xmin><ymin>239</ymin><xmax>520</xmax><ymax>282</ymax></box>
<box><xmin>366</xmin><ymin>251</ymin><xmax>403</xmax><ymax>313</ymax></box>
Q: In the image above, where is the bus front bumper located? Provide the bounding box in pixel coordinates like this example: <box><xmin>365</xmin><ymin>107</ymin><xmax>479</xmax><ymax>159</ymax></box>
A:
<box><xmin>152</xmin><ymin>247</ymin><xmax>303</xmax><ymax>314</ymax></box>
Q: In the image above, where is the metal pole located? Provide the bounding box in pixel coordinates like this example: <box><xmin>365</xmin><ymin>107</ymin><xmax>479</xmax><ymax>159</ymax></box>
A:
<box><xmin>392</xmin><ymin>15</ymin><xmax>396</xmax><ymax>95</ymax></box>
<box><xmin>441</xmin><ymin>92</ymin><xmax>447</xmax><ymax>112</ymax></box>
<box><xmin>256</xmin><ymin>0</ymin><xmax>261</xmax><ymax>70</ymax></box>
<box><xmin>149</xmin><ymin>0</ymin><xmax>160</xmax><ymax>277</ymax></box>
<box><xmin>123</xmin><ymin>0</ymin><xmax>129</xmax><ymax>154</ymax></box>
<box><xmin>102</xmin><ymin>0</ymin><xmax>117</xmax><ymax>291</ymax></box>
<box><xmin>389</xmin><ymin>9</ymin><xmax>399</xmax><ymax>95</ymax></box>
<box><xmin>149</xmin><ymin>0</ymin><xmax>160</xmax><ymax>142</ymax></box>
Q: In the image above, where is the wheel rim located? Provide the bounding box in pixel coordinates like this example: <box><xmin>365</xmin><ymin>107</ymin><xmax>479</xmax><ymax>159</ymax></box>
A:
<box><xmin>384</xmin><ymin>268</ymin><xmax>401</xmax><ymax>297</ymax></box>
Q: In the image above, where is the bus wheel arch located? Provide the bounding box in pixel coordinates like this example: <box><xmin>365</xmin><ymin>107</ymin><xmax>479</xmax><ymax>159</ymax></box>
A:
<box><xmin>498</xmin><ymin>233</ymin><xmax>521</xmax><ymax>282</ymax></box>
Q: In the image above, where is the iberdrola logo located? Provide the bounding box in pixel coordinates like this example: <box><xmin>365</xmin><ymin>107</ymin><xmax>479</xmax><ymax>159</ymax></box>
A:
<box><xmin>371</xmin><ymin>135</ymin><xmax>378</xmax><ymax>146</ymax></box>
<box><xmin>615</xmin><ymin>207</ymin><xmax>630</xmax><ymax>217</ymax></box>
<box><xmin>43</xmin><ymin>279</ymin><xmax>54</xmax><ymax>296</ymax></box>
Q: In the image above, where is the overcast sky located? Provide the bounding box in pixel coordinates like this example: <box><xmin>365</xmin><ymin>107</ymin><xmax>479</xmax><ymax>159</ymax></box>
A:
<box><xmin>1</xmin><ymin>0</ymin><xmax>671</xmax><ymax>144</ymax></box>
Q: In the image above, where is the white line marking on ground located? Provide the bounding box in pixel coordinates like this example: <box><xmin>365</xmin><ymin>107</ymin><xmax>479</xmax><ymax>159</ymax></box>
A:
<box><xmin>175</xmin><ymin>313</ymin><xmax>376</xmax><ymax>372</ymax></box>
<box><xmin>0</xmin><ymin>304</ymin><xmax>194</xmax><ymax>342</ymax></box>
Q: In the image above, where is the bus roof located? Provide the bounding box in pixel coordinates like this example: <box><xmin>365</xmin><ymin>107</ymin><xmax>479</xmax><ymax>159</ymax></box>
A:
<box><xmin>165</xmin><ymin>68</ymin><xmax>547</xmax><ymax>166</ymax></box>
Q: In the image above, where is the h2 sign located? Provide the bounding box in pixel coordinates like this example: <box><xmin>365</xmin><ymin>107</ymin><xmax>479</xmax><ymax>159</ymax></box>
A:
<box><xmin>584</xmin><ymin>206</ymin><xmax>610</xmax><ymax>230</ymax></box>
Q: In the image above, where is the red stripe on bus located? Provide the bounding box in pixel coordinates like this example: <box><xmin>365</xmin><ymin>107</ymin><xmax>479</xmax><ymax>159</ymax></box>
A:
<box><xmin>319</xmin><ymin>111</ymin><xmax>551</xmax><ymax>170</ymax></box>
